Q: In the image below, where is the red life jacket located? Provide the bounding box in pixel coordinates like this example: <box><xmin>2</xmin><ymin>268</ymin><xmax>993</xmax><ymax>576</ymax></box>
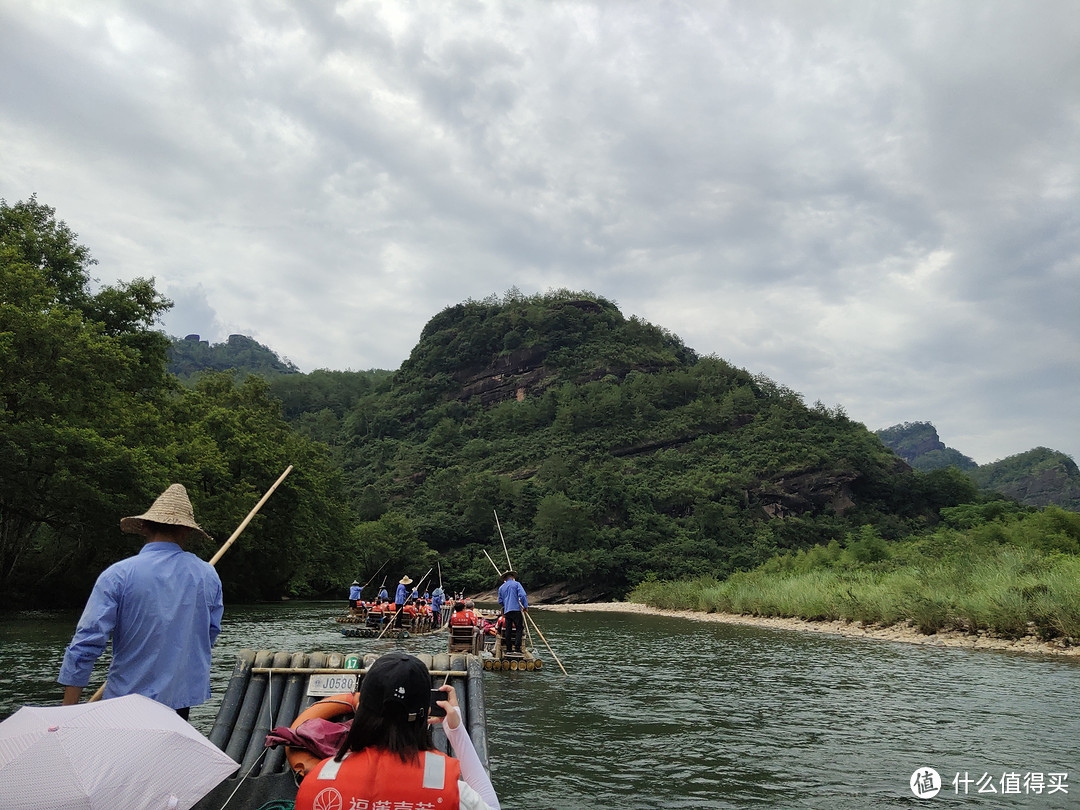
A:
<box><xmin>295</xmin><ymin>748</ymin><xmax>461</xmax><ymax>810</ymax></box>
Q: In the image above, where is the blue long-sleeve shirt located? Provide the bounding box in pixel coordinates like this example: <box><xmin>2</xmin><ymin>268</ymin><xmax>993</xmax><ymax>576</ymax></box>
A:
<box><xmin>58</xmin><ymin>542</ymin><xmax>223</xmax><ymax>709</ymax></box>
<box><xmin>498</xmin><ymin>579</ymin><xmax>528</xmax><ymax>613</ymax></box>
<box><xmin>395</xmin><ymin>582</ymin><xmax>408</xmax><ymax>605</ymax></box>
<box><xmin>349</xmin><ymin>585</ymin><xmax>362</xmax><ymax>600</ymax></box>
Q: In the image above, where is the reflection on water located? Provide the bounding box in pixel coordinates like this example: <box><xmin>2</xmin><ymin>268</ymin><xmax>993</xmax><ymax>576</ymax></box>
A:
<box><xmin>3</xmin><ymin>603</ymin><xmax>1078</xmax><ymax>808</ymax></box>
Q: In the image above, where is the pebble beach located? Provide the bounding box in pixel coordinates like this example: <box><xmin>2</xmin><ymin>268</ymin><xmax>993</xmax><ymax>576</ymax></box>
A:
<box><xmin>535</xmin><ymin>601</ymin><xmax>1080</xmax><ymax>658</ymax></box>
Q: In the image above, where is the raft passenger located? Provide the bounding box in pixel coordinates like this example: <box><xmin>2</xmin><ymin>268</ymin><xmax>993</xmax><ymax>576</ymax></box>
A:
<box><xmin>293</xmin><ymin>652</ymin><xmax>500</xmax><ymax>810</ymax></box>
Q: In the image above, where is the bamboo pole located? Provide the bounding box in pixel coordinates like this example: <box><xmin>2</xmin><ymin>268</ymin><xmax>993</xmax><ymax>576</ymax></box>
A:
<box><xmin>525</xmin><ymin>611</ymin><xmax>568</xmax><ymax>676</ymax></box>
<box><xmin>360</xmin><ymin>558</ymin><xmax>390</xmax><ymax>592</ymax></box>
<box><xmin>482</xmin><ymin>548</ymin><xmax>502</xmax><ymax>578</ymax></box>
<box><xmin>88</xmin><ymin>466</ymin><xmax>294</xmax><ymax>702</ymax></box>
<box><xmin>494</xmin><ymin>510</ymin><xmax>512</xmax><ymax>572</ymax></box>
<box><xmin>209</xmin><ymin>466</ymin><xmax>293</xmax><ymax>565</ymax></box>
<box><xmin>492</xmin><ymin>512</ymin><xmax>567</xmax><ymax>673</ymax></box>
<box><xmin>491</xmin><ymin>515</ymin><xmax>537</xmax><ymax>651</ymax></box>
<box><xmin>252</xmin><ymin>667</ymin><xmax>468</xmax><ymax>677</ymax></box>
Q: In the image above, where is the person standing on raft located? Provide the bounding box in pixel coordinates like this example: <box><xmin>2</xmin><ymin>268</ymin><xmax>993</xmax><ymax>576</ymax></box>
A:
<box><xmin>294</xmin><ymin>652</ymin><xmax>500</xmax><ymax>810</ymax></box>
<box><xmin>348</xmin><ymin>580</ymin><xmax>362</xmax><ymax>610</ymax></box>
<box><xmin>497</xmin><ymin>570</ymin><xmax>528</xmax><ymax>654</ymax></box>
<box><xmin>395</xmin><ymin>575</ymin><xmax>412</xmax><ymax>627</ymax></box>
<box><xmin>57</xmin><ymin>484</ymin><xmax>223</xmax><ymax>720</ymax></box>
<box><xmin>431</xmin><ymin>585</ymin><xmax>445</xmax><ymax>627</ymax></box>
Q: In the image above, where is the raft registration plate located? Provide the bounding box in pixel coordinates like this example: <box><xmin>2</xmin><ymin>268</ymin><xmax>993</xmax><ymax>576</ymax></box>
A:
<box><xmin>306</xmin><ymin>674</ymin><xmax>359</xmax><ymax>696</ymax></box>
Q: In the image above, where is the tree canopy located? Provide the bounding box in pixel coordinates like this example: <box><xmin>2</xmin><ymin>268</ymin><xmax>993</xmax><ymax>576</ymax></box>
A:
<box><xmin>0</xmin><ymin>197</ymin><xmax>353</xmax><ymax>605</ymax></box>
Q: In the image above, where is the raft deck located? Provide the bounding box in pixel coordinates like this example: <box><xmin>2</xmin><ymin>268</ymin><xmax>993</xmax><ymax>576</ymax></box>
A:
<box><xmin>192</xmin><ymin>649</ymin><xmax>488</xmax><ymax>810</ymax></box>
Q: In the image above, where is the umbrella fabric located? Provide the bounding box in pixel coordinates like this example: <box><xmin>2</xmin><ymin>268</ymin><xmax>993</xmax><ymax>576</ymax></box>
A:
<box><xmin>0</xmin><ymin>693</ymin><xmax>239</xmax><ymax>810</ymax></box>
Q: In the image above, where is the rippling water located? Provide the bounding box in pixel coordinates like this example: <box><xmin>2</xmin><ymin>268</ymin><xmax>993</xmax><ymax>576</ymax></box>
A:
<box><xmin>3</xmin><ymin>603</ymin><xmax>1077</xmax><ymax>808</ymax></box>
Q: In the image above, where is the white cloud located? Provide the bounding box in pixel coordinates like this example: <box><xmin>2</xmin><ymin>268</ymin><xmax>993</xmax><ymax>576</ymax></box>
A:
<box><xmin>1</xmin><ymin>0</ymin><xmax>1076</xmax><ymax>465</ymax></box>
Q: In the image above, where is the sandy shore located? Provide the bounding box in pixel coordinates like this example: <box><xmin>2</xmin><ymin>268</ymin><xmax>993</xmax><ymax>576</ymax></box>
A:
<box><xmin>535</xmin><ymin>601</ymin><xmax>1080</xmax><ymax>658</ymax></box>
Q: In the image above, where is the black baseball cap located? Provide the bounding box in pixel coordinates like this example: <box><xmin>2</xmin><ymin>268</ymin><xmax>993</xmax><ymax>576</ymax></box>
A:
<box><xmin>360</xmin><ymin>652</ymin><xmax>430</xmax><ymax>722</ymax></box>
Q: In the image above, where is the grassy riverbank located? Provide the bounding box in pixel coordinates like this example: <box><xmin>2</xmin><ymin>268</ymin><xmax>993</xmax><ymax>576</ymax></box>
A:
<box><xmin>628</xmin><ymin>504</ymin><xmax>1080</xmax><ymax>643</ymax></box>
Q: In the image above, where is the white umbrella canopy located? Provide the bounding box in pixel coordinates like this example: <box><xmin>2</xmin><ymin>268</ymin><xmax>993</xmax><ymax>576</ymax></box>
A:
<box><xmin>0</xmin><ymin>694</ymin><xmax>239</xmax><ymax>810</ymax></box>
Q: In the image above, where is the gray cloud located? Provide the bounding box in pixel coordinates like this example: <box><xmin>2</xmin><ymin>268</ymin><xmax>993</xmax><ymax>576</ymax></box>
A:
<box><xmin>1</xmin><ymin>0</ymin><xmax>1076</xmax><ymax>464</ymax></box>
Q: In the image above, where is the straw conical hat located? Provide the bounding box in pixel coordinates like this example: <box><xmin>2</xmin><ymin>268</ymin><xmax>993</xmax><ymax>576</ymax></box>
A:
<box><xmin>399</xmin><ymin>576</ymin><xmax>413</xmax><ymax>585</ymax></box>
<box><xmin>120</xmin><ymin>484</ymin><xmax>211</xmax><ymax>541</ymax></box>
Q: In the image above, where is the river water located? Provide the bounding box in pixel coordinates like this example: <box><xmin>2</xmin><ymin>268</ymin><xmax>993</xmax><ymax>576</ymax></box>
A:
<box><xmin>2</xmin><ymin>602</ymin><xmax>1077</xmax><ymax>809</ymax></box>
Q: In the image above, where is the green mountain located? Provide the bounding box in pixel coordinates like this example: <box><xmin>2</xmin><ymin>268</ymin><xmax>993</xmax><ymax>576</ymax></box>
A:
<box><xmin>877</xmin><ymin>422</ymin><xmax>1079</xmax><ymax>512</ymax></box>
<box><xmin>267</xmin><ymin>290</ymin><xmax>980</xmax><ymax>597</ymax></box>
<box><xmin>969</xmin><ymin>448</ymin><xmax>1080</xmax><ymax>511</ymax></box>
<box><xmin>167</xmin><ymin>333</ymin><xmax>300</xmax><ymax>380</ymax></box>
<box><xmin>875</xmin><ymin>422</ymin><xmax>977</xmax><ymax>471</ymax></box>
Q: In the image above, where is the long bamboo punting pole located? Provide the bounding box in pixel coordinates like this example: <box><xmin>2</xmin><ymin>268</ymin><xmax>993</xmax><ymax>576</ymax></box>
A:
<box><xmin>525</xmin><ymin>610</ymin><xmax>568</xmax><ymax>675</ymax></box>
<box><xmin>360</xmin><ymin>558</ymin><xmax>390</xmax><ymax>592</ymax></box>
<box><xmin>491</xmin><ymin>514</ymin><xmax>537</xmax><ymax>649</ymax></box>
<box><xmin>493</xmin><ymin>510</ymin><xmax>513</xmax><ymax>572</ymax></box>
<box><xmin>89</xmin><ymin>466</ymin><xmax>294</xmax><ymax>702</ymax></box>
<box><xmin>209</xmin><ymin>466</ymin><xmax>294</xmax><ymax>565</ymax></box>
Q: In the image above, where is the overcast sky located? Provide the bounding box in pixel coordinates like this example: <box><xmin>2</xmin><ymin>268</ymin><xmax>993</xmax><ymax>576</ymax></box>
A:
<box><xmin>2</xmin><ymin>1</ymin><xmax>1077</xmax><ymax>465</ymax></box>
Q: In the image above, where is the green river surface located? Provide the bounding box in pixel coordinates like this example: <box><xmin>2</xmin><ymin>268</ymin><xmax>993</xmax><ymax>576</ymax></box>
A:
<box><xmin>2</xmin><ymin>601</ymin><xmax>1077</xmax><ymax>809</ymax></box>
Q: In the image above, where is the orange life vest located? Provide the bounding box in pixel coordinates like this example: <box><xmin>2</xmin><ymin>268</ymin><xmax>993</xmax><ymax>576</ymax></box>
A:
<box><xmin>450</xmin><ymin>609</ymin><xmax>477</xmax><ymax>626</ymax></box>
<box><xmin>295</xmin><ymin>748</ymin><xmax>461</xmax><ymax>810</ymax></box>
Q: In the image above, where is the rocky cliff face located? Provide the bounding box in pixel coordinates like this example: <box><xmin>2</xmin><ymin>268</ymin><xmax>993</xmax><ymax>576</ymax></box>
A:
<box><xmin>452</xmin><ymin>345</ymin><xmax>550</xmax><ymax>405</ymax></box>
<box><xmin>970</xmin><ymin>449</ymin><xmax>1080</xmax><ymax>511</ymax></box>
<box><xmin>876</xmin><ymin>422</ymin><xmax>976</xmax><ymax>470</ymax></box>
<box><xmin>756</xmin><ymin>469</ymin><xmax>858</xmax><ymax>518</ymax></box>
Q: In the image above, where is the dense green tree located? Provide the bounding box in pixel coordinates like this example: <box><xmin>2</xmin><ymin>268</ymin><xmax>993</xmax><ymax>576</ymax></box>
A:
<box><xmin>0</xmin><ymin>197</ymin><xmax>173</xmax><ymax>598</ymax></box>
<box><xmin>1</xmin><ymin>198</ymin><xmax>356</xmax><ymax>605</ymax></box>
<box><xmin>167</xmin><ymin>372</ymin><xmax>355</xmax><ymax>601</ymax></box>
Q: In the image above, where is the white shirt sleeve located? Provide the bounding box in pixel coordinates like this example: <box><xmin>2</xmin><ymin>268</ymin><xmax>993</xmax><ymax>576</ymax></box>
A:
<box><xmin>458</xmin><ymin>780</ymin><xmax>494</xmax><ymax>810</ymax></box>
<box><xmin>445</xmin><ymin>707</ymin><xmax>500</xmax><ymax>810</ymax></box>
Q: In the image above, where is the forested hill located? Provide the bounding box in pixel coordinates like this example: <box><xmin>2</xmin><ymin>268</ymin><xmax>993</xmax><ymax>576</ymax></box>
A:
<box><xmin>2</xmin><ymin>197</ymin><xmax>1048</xmax><ymax>608</ymax></box>
<box><xmin>877</xmin><ymin>422</ymin><xmax>1079</xmax><ymax>512</ymax></box>
<box><xmin>969</xmin><ymin>448</ymin><xmax>1080</xmax><ymax>512</ymax></box>
<box><xmin>266</xmin><ymin>291</ymin><xmax>982</xmax><ymax>597</ymax></box>
<box><xmin>168</xmin><ymin>333</ymin><xmax>301</xmax><ymax>380</ymax></box>
<box><xmin>875</xmin><ymin>422</ymin><xmax>977</xmax><ymax>471</ymax></box>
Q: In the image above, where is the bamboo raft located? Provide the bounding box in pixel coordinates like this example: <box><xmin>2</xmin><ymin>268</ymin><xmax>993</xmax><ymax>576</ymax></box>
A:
<box><xmin>447</xmin><ymin>623</ymin><xmax>544</xmax><ymax>673</ymax></box>
<box><xmin>340</xmin><ymin>623</ymin><xmax>442</xmax><ymax>639</ymax></box>
<box><xmin>192</xmin><ymin>649</ymin><xmax>488</xmax><ymax>810</ymax></box>
<box><xmin>337</xmin><ymin>610</ymin><xmax>442</xmax><ymax>638</ymax></box>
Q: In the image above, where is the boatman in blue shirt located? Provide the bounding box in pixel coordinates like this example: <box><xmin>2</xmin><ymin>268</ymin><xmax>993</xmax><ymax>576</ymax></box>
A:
<box><xmin>58</xmin><ymin>484</ymin><xmax>223</xmax><ymax>720</ymax></box>
<box><xmin>497</xmin><ymin>570</ymin><xmax>529</xmax><ymax>654</ymax></box>
<box><xmin>349</xmin><ymin>580</ymin><xmax>362</xmax><ymax>610</ymax></box>
<box><xmin>431</xmin><ymin>585</ymin><xmax>445</xmax><ymax>628</ymax></box>
<box><xmin>378</xmin><ymin>580</ymin><xmax>389</xmax><ymax>601</ymax></box>
<box><xmin>394</xmin><ymin>575</ymin><xmax>413</xmax><ymax>627</ymax></box>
